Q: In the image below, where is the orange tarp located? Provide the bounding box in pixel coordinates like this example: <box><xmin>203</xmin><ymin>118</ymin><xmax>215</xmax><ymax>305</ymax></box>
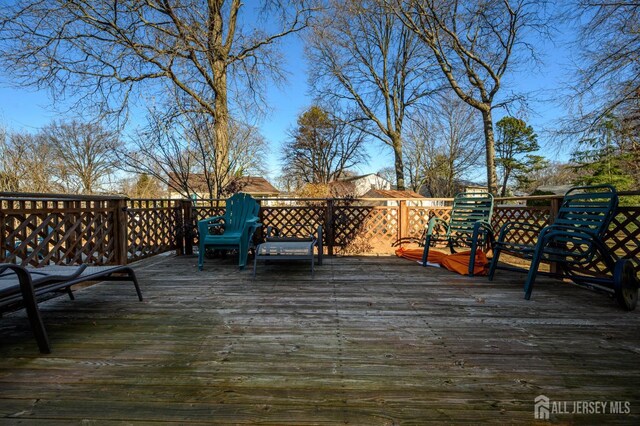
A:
<box><xmin>395</xmin><ymin>247</ymin><xmax>489</xmax><ymax>276</ymax></box>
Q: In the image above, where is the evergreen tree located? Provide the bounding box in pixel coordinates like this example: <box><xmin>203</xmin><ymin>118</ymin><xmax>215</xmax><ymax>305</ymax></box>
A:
<box><xmin>495</xmin><ymin>117</ymin><xmax>540</xmax><ymax>196</ymax></box>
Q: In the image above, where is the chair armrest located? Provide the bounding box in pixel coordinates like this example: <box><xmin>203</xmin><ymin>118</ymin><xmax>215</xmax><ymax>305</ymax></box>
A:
<box><xmin>265</xmin><ymin>226</ymin><xmax>280</xmax><ymax>238</ymax></box>
<box><xmin>539</xmin><ymin>225</ymin><xmax>598</xmax><ymax>244</ymax></box>
<box><xmin>198</xmin><ymin>215</ymin><xmax>226</xmax><ymax>236</ymax></box>
<box><xmin>472</xmin><ymin>220</ymin><xmax>494</xmax><ymax>236</ymax></box>
<box><xmin>244</xmin><ymin>218</ymin><xmax>261</xmax><ymax>233</ymax></box>
<box><xmin>198</xmin><ymin>215</ymin><xmax>224</xmax><ymax>225</ymax></box>
<box><xmin>426</xmin><ymin>217</ymin><xmax>449</xmax><ymax>236</ymax></box>
<box><xmin>495</xmin><ymin>221</ymin><xmax>543</xmax><ymax>243</ymax></box>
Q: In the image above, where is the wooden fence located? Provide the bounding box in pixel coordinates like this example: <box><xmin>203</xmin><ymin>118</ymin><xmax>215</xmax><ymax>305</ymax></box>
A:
<box><xmin>2</xmin><ymin>192</ymin><xmax>639</xmax><ymax>275</ymax></box>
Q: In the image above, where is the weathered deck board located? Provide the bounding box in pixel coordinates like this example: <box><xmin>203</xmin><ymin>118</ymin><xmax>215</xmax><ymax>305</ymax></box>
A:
<box><xmin>1</xmin><ymin>254</ymin><xmax>640</xmax><ymax>424</ymax></box>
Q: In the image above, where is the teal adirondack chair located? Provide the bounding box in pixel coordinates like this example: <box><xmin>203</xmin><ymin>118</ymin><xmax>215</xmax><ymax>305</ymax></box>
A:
<box><xmin>197</xmin><ymin>193</ymin><xmax>261</xmax><ymax>270</ymax></box>
<box><xmin>488</xmin><ymin>185</ymin><xmax>638</xmax><ymax>310</ymax></box>
<box><xmin>421</xmin><ymin>192</ymin><xmax>494</xmax><ymax>276</ymax></box>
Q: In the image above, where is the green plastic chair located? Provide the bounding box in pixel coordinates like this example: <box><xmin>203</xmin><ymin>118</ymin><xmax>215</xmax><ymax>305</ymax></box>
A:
<box><xmin>421</xmin><ymin>192</ymin><xmax>494</xmax><ymax>276</ymax></box>
<box><xmin>197</xmin><ymin>193</ymin><xmax>261</xmax><ymax>270</ymax></box>
<box><xmin>488</xmin><ymin>185</ymin><xmax>638</xmax><ymax>310</ymax></box>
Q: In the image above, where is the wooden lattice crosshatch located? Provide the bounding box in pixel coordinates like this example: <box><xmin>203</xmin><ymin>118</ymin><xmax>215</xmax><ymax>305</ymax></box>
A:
<box><xmin>332</xmin><ymin>205</ymin><xmax>400</xmax><ymax>254</ymax></box>
<box><xmin>261</xmin><ymin>206</ymin><xmax>325</xmax><ymax>240</ymax></box>
<box><xmin>1</xmin><ymin>194</ymin><xmax>638</xmax><ymax>273</ymax></box>
<box><xmin>1</xmin><ymin>197</ymin><xmax>116</xmax><ymax>266</ymax></box>
<box><xmin>126</xmin><ymin>199</ymin><xmax>181</xmax><ymax>262</ymax></box>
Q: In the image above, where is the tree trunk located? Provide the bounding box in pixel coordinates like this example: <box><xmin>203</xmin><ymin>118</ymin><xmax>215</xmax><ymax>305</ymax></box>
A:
<box><xmin>212</xmin><ymin>58</ymin><xmax>230</xmax><ymax>199</ymax></box>
<box><xmin>500</xmin><ymin>168</ymin><xmax>510</xmax><ymax>197</ymax></box>
<box><xmin>391</xmin><ymin>133</ymin><xmax>405</xmax><ymax>190</ymax></box>
<box><xmin>481</xmin><ymin>109</ymin><xmax>499</xmax><ymax>195</ymax></box>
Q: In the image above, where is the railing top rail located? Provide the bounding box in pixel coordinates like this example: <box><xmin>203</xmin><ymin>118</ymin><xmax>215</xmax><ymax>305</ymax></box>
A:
<box><xmin>1</xmin><ymin>190</ymin><xmax>638</xmax><ymax>204</ymax></box>
<box><xmin>193</xmin><ymin>197</ymin><xmax>455</xmax><ymax>203</ymax></box>
<box><xmin>0</xmin><ymin>192</ymin><xmax>128</xmax><ymax>201</ymax></box>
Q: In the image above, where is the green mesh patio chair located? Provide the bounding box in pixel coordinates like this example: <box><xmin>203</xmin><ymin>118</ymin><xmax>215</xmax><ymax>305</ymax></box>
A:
<box><xmin>197</xmin><ymin>193</ymin><xmax>261</xmax><ymax>270</ymax></box>
<box><xmin>421</xmin><ymin>192</ymin><xmax>494</xmax><ymax>276</ymax></box>
<box><xmin>488</xmin><ymin>185</ymin><xmax>638</xmax><ymax>310</ymax></box>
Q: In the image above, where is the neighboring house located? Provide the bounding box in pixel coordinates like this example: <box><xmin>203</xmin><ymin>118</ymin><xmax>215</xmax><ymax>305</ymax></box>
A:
<box><xmin>327</xmin><ymin>180</ymin><xmax>358</xmax><ymax>198</ymax></box>
<box><xmin>167</xmin><ymin>173</ymin><xmax>279</xmax><ymax>199</ymax></box>
<box><xmin>418</xmin><ymin>180</ymin><xmax>490</xmax><ymax>197</ymax></box>
<box><xmin>237</xmin><ymin>176</ymin><xmax>280</xmax><ymax>198</ymax></box>
<box><xmin>534</xmin><ymin>185</ymin><xmax>573</xmax><ymax>196</ymax></box>
<box><xmin>362</xmin><ymin>189</ymin><xmax>437</xmax><ymax>207</ymax></box>
<box><xmin>339</xmin><ymin>173</ymin><xmax>392</xmax><ymax>197</ymax></box>
<box><xmin>458</xmin><ymin>180</ymin><xmax>489</xmax><ymax>194</ymax></box>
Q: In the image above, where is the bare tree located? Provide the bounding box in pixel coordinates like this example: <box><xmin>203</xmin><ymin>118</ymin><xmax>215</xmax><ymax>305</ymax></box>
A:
<box><xmin>121</xmin><ymin>109</ymin><xmax>266</xmax><ymax>199</ymax></box>
<box><xmin>281</xmin><ymin>106</ymin><xmax>369</xmax><ymax>185</ymax></box>
<box><xmin>376</xmin><ymin>166</ymin><xmax>396</xmax><ymax>187</ymax></box>
<box><xmin>0</xmin><ymin>1</ymin><xmax>315</xmax><ymax>174</ymax></box>
<box><xmin>307</xmin><ymin>0</ymin><xmax>439</xmax><ymax>190</ymax></box>
<box><xmin>122</xmin><ymin>109</ymin><xmax>198</xmax><ymax>198</ymax></box>
<box><xmin>189</xmin><ymin>112</ymin><xmax>268</xmax><ymax>198</ymax></box>
<box><xmin>0</xmin><ymin>129</ymin><xmax>58</xmax><ymax>192</ymax></box>
<box><xmin>569</xmin><ymin>1</ymin><xmax>640</xmax><ymax>132</ymax></box>
<box><xmin>119</xmin><ymin>174</ymin><xmax>167</xmax><ymax>199</ymax></box>
<box><xmin>42</xmin><ymin>120</ymin><xmax>119</xmax><ymax>194</ymax></box>
<box><xmin>404</xmin><ymin>94</ymin><xmax>484</xmax><ymax>197</ymax></box>
<box><xmin>392</xmin><ymin>0</ymin><xmax>544</xmax><ymax>194</ymax></box>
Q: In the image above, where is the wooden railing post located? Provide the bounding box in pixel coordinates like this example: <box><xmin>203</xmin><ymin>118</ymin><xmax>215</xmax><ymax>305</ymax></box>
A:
<box><xmin>548</xmin><ymin>196</ymin><xmax>562</xmax><ymax>274</ymax></box>
<box><xmin>112</xmin><ymin>197</ymin><xmax>128</xmax><ymax>265</ymax></box>
<box><xmin>182</xmin><ymin>199</ymin><xmax>194</xmax><ymax>255</ymax></box>
<box><xmin>325</xmin><ymin>198</ymin><xmax>335</xmax><ymax>256</ymax></box>
<box><xmin>0</xmin><ymin>208</ymin><xmax>5</xmax><ymax>263</ymax></box>
<box><xmin>549</xmin><ymin>197</ymin><xmax>562</xmax><ymax>225</ymax></box>
<box><xmin>399</xmin><ymin>200</ymin><xmax>408</xmax><ymax>243</ymax></box>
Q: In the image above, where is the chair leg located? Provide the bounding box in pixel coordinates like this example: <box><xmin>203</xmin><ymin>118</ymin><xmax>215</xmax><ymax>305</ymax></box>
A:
<box><xmin>524</xmin><ymin>250</ymin><xmax>544</xmax><ymax>300</ymax></box>
<box><xmin>469</xmin><ymin>237</ymin><xmax>478</xmax><ymax>277</ymax></box>
<box><xmin>238</xmin><ymin>241</ymin><xmax>248</xmax><ymax>269</ymax></box>
<box><xmin>18</xmin><ymin>276</ymin><xmax>51</xmax><ymax>354</ymax></box>
<box><xmin>421</xmin><ymin>237</ymin><xmax>431</xmax><ymax>267</ymax></box>
<box><xmin>488</xmin><ymin>246</ymin><xmax>501</xmax><ymax>281</ymax></box>
<box><xmin>128</xmin><ymin>269</ymin><xmax>144</xmax><ymax>301</ymax></box>
<box><xmin>198</xmin><ymin>244</ymin><xmax>205</xmax><ymax>271</ymax></box>
<box><xmin>252</xmin><ymin>254</ymin><xmax>258</xmax><ymax>278</ymax></box>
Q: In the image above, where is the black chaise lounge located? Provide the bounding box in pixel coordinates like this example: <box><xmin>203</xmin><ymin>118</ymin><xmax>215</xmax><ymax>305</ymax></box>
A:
<box><xmin>0</xmin><ymin>264</ymin><xmax>143</xmax><ymax>353</ymax></box>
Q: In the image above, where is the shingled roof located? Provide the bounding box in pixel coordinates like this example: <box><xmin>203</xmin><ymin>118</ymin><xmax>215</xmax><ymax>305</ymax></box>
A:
<box><xmin>363</xmin><ymin>189</ymin><xmax>424</xmax><ymax>199</ymax></box>
<box><xmin>239</xmin><ymin>176</ymin><xmax>279</xmax><ymax>195</ymax></box>
<box><xmin>167</xmin><ymin>173</ymin><xmax>279</xmax><ymax>197</ymax></box>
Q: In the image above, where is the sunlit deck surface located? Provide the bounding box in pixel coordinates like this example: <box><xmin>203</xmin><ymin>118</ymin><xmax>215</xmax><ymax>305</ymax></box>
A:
<box><xmin>1</xmin><ymin>254</ymin><xmax>640</xmax><ymax>424</ymax></box>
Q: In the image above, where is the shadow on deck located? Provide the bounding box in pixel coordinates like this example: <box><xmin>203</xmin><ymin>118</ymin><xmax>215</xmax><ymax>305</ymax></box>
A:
<box><xmin>1</xmin><ymin>254</ymin><xmax>639</xmax><ymax>423</ymax></box>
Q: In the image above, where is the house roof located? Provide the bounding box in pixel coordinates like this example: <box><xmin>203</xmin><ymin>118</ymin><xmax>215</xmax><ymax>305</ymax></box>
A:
<box><xmin>328</xmin><ymin>180</ymin><xmax>356</xmax><ymax>197</ymax></box>
<box><xmin>167</xmin><ymin>173</ymin><xmax>278</xmax><ymax>195</ymax></box>
<box><xmin>535</xmin><ymin>185</ymin><xmax>573</xmax><ymax>195</ymax></box>
<box><xmin>363</xmin><ymin>189</ymin><xmax>424</xmax><ymax>199</ymax></box>
<box><xmin>340</xmin><ymin>173</ymin><xmax>376</xmax><ymax>182</ymax></box>
<box><xmin>239</xmin><ymin>176</ymin><xmax>279</xmax><ymax>195</ymax></box>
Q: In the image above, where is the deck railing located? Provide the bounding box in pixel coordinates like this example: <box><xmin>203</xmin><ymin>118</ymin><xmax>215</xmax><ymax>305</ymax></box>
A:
<box><xmin>2</xmin><ymin>192</ymin><xmax>639</xmax><ymax>275</ymax></box>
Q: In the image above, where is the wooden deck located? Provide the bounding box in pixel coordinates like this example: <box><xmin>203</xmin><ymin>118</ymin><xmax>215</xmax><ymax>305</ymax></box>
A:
<box><xmin>1</xmin><ymin>254</ymin><xmax>640</xmax><ymax>424</ymax></box>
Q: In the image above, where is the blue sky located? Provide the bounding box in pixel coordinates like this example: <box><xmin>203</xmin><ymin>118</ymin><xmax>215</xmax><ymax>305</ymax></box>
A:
<box><xmin>0</xmin><ymin>7</ymin><xmax>576</xmax><ymax>185</ymax></box>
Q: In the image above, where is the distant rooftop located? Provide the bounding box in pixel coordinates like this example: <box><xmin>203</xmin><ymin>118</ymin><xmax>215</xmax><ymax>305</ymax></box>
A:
<box><xmin>363</xmin><ymin>189</ymin><xmax>424</xmax><ymax>199</ymax></box>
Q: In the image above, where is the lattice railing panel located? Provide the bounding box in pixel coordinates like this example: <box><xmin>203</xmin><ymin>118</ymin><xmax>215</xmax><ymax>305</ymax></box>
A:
<box><xmin>261</xmin><ymin>206</ymin><xmax>326</xmax><ymax>240</ymax></box>
<box><xmin>193</xmin><ymin>205</ymin><xmax>226</xmax><ymax>222</ymax></box>
<box><xmin>127</xmin><ymin>200</ymin><xmax>181</xmax><ymax>262</ymax></box>
<box><xmin>2</xmin><ymin>195</ymin><xmax>638</xmax><ymax>269</ymax></box>
<box><xmin>406</xmin><ymin>207</ymin><xmax>452</xmax><ymax>240</ymax></box>
<box><xmin>573</xmin><ymin>207</ymin><xmax>640</xmax><ymax>277</ymax></box>
<box><xmin>333</xmin><ymin>206</ymin><xmax>399</xmax><ymax>254</ymax></box>
<box><xmin>492</xmin><ymin>206</ymin><xmax>550</xmax><ymax>246</ymax></box>
<box><xmin>1</xmin><ymin>198</ymin><xmax>115</xmax><ymax>266</ymax></box>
